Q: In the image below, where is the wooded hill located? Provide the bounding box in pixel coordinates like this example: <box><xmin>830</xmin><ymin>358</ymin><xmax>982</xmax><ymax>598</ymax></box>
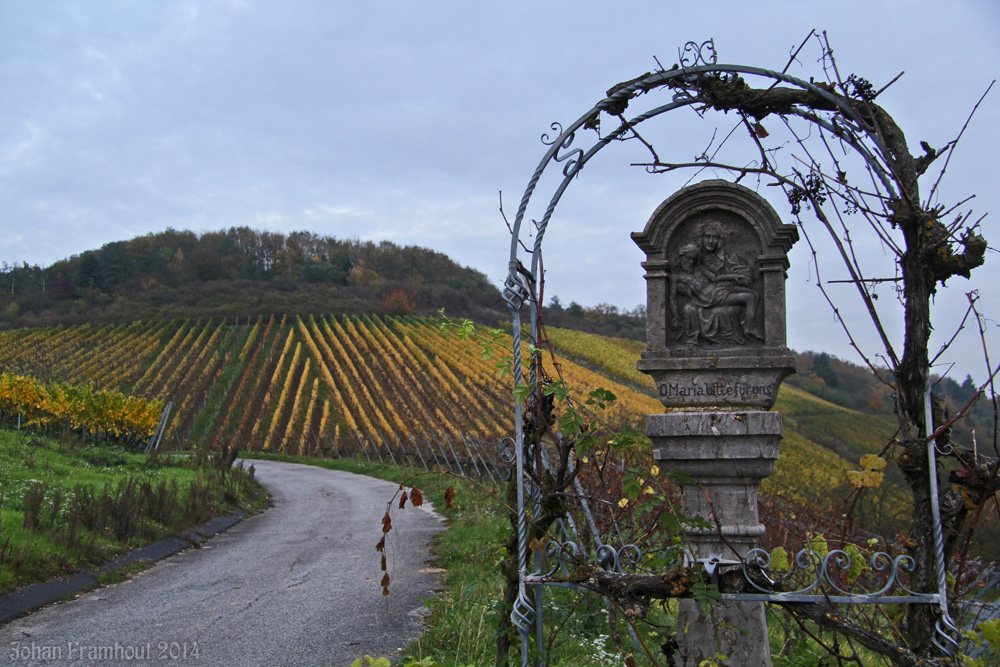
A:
<box><xmin>0</xmin><ymin>227</ymin><xmax>646</xmax><ymax>339</ymax></box>
<box><xmin>1</xmin><ymin>228</ymin><xmax>504</xmax><ymax>327</ymax></box>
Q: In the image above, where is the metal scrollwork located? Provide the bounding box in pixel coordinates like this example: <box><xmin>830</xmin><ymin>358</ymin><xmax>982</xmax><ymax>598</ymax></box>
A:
<box><xmin>554</xmin><ymin>146</ymin><xmax>584</xmax><ymax>178</ymax></box>
<box><xmin>503</xmin><ymin>268</ymin><xmax>531</xmax><ymax>311</ymax></box>
<box><xmin>537</xmin><ymin>540</ymin><xmax>580</xmax><ymax>578</ymax></box>
<box><xmin>498</xmin><ymin>437</ymin><xmax>517</xmax><ymax>466</ymax></box>
<box><xmin>540</xmin><ymin>122</ymin><xmax>584</xmax><ymax>177</ymax></box>
<box><xmin>742</xmin><ymin>547</ymin><xmax>927</xmax><ymax>601</ymax></box>
<box><xmin>663</xmin><ymin>545</ymin><xmax>696</xmax><ymax>569</ymax></box>
<box><xmin>934</xmin><ymin>439</ymin><xmax>956</xmax><ymax>457</ymax></box>
<box><xmin>511</xmin><ymin>592</ymin><xmax>535</xmax><ymax>633</ymax></box>
<box><xmin>596</xmin><ymin>543</ymin><xmax>643</xmax><ymax>574</ymax></box>
<box><xmin>678</xmin><ymin>39</ymin><xmax>717</xmax><ymax>68</ymax></box>
<box><xmin>933</xmin><ymin>616</ymin><xmax>960</xmax><ymax>657</ymax></box>
<box><xmin>540</xmin><ymin>121</ymin><xmax>569</xmax><ymax>146</ymax></box>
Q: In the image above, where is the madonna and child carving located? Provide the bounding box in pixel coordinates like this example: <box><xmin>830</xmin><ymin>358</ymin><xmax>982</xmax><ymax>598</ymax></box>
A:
<box><xmin>670</xmin><ymin>223</ymin><xmax>762</xmax><ymax>348</ymax></box>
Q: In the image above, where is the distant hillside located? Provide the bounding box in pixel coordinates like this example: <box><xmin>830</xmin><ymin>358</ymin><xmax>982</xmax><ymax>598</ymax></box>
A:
<box><xmin>0</xmin><ymin>228</ymin><xmax>506</xmax><ymax>328</ymax></box>
<box><xmin>541</xmin><ymin>324</ymin><xmax>986</xmax><ymax>451</ymax></box>
<box><xmin>1</xmin><ymin>226</ymin><xmax>650</xmax><ymax>338</ymax></box>
<box><xmin>785</xmin><ymin>350</ymin><xmax>989</xmax><ymax>450</ymax></box>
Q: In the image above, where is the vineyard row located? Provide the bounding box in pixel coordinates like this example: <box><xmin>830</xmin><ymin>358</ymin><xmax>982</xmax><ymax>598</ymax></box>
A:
<box><xmin>0</xmin><ymin>316</ymin><xmax>661</xmax><ymax>455</ymax></box>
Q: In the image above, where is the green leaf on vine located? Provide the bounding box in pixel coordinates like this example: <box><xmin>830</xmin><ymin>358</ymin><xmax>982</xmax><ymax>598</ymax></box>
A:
<box><xmin>845</xmin><ymin>543</ymin><xmax>866</xmax><ymax>582</ymax></box>
<box><xmin>770</xmin><ymin>546</ymin><xmax>790</xmax><ymax>572</ymax></box>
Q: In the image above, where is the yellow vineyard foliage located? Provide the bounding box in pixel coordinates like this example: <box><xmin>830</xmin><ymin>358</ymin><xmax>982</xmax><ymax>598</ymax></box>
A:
<box><xmin>0</xmin><ymin>372</ymin><xmax>162</xmax><ymax>440</ymax></box>
<box><xmin>846</xmin><ymin>454</ymin><xmax>889</xmax><ymax>489</ymax></box>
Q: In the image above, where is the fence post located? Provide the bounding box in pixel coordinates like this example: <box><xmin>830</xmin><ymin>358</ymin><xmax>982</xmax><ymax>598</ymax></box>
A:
<box><xmin>375</xmin><ymin>429</ymin><xmax>398</xmax><ymax>466</ymax></box>
<box><xmin>409</xmin><ymin>434</ymin><xmax>430</xmax><ymax>472</ymax></box>
<box><xmin>484</xmin><ymin>437</ymin><xmax>503</xmax><ymax>486</ymax></box>
<box><xmin>355</xmin><ymin>429</ymin><xmax>376</xmax><ymax>463</ymax></box>
<box><xmin>442</xmin><ymin>432</ymin><xmax>465</xmax><ymax>476</ymax></box>
<box><xmin>423</xmin><ymin>431</ymin><xmax>443</xmax><ymax>470</ymax></box>
<box><xmin>459</xmin><ymin>432</ymin><xmax>482</xmax><ymax>478</ymax></box>
<box><xmin>469</xmin><ymin>436</ymin><xmax>498</xmax><ymax>487</ymax></box>
<box><xmin>395</xmin><ymin>434</ymin><xmax>416</xmax><ymax>469</ymax></box>
<box><xmin>145</xmin><ymin>401</ymin><xmax>173</xmax><ymax>454</ymax></box>
<box><xmin>430</xmin><ymin>432</ymin><xmax>453</xmax><ymax>473</ymax></box>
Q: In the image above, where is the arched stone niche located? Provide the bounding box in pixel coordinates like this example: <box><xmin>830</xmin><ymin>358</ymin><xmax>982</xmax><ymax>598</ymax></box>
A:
<box><xmin>631</xmin><ymin>180</ymin><xmax>798</xmax><ymax>409</ymax></box>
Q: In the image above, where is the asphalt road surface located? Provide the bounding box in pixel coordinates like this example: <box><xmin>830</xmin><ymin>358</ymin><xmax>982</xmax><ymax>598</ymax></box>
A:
<box><xmin>0</xmin><ymin>460</ymin><xmax>445</xmax><ymax>667</ymax></box>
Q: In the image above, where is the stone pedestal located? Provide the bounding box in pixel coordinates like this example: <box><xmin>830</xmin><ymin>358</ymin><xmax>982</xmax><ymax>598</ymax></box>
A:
<box><xmin>674</xmin><ymin>599</ymin><xmax>770</xmax><ymax>667</ymax></box>
<box><xmin>632</xmin><ymin>180</ymin><xmax>796</xmax><ymax>666</ymax></box>
<box><xmin>650</xmin><ymin>411</ymin><xmax>782</xmax><ymax>667</ymax></box>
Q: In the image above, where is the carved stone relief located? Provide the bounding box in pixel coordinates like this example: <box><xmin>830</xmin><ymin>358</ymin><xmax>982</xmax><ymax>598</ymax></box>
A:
<box><xmin>631</xmin><ymin>180</ymin><xmax>798</xmax><ymax>409</ymax></box>
<box><xmin>669</xmin><ymin>213</ymin><xmax>762</xmax><ymax>349</ymax></box>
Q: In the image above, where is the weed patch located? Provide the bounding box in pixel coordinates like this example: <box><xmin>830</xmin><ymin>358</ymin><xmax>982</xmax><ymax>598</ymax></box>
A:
<box><xmin>0</xmin><ymin>430</ymin><xmax>266</xmax><ymax>593</ymax></box>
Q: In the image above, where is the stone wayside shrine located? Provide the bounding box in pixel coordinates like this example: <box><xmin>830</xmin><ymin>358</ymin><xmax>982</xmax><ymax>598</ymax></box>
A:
<box><xmin>632</xmin><ymin>180</ymin><xmax>798</xmax><ymax>666</ymax></box>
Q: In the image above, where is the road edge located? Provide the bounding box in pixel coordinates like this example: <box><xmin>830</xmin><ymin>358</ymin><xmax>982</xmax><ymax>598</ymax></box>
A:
<box><xmin>0</xmin><ymin>510</ymin><xmax>249</xmax><ymax>626</ymax></box>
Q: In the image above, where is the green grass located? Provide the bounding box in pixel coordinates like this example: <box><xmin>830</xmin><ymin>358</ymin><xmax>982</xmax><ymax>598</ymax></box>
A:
<box><xmin>0</xmin><ymin>429</ymin><xmax>266</xmax><ymax>593</ymax></box>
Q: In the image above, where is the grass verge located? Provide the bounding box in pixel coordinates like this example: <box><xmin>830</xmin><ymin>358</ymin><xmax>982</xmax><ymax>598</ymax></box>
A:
<box><xmin>0</xmin><ymin>429</ymin><xmax>267</xmax><ymax>594</ymax></box>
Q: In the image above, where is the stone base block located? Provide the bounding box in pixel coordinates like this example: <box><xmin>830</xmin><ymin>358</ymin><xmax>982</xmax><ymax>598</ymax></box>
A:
<box><xmin>674</xmin><ymin>599</ymin><xmax>771</xmax><ymax>667</ymax></box>
<box><xmin>649</xmin><ymin>411</ymin><xmax>782</xmax><ymax>558</ymax></box>
<box><xmin>649</xmin><ymin>410</ymin><xmax>782</xmax><ymax>667</ymax></box>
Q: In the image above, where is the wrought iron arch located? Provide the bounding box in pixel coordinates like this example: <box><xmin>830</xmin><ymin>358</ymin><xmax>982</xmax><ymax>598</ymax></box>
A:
<box><xmin>502</xmin><ymin>39</ymin><xmax>960</xmax><ymax>666</ymax></box>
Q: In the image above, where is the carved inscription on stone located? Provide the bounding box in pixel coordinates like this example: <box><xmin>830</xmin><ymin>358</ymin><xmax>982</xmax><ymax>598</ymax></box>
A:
<box><xmin>657</xmin><ymin>380</ymin><xmax>773</xmax><ymax>401</ymax></box>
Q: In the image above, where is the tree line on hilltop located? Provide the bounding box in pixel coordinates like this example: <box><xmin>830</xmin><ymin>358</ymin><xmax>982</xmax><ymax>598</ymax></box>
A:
<box><xmin>1</xmin><ymin>227</ymin><xmax>507</xmax><ymax>327</ymax></box>
<box><xmin>790</xmin><ymin>350</ymin><xmax>991</xmax><ymax>448</ymax></box>
<box><xmin>0</xmin><ymin>226</ymin><xmax>651</xmax><ymax>340</ymax></box>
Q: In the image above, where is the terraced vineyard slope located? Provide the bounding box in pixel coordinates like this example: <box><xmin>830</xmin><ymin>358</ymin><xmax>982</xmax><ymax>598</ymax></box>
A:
<box><xmin>0</xmin><ymin>316</ymin><xmax>661</xmax><ymax>457</ymax></box>
<box><xmin>0</xmin><ymin>316</ymin><xmax>914</xmax><ymax>522</ymax></box>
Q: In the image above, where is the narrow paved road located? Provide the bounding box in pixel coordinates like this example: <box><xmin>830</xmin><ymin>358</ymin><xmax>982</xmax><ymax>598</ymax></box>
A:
<box><xmin>0</xmin><ymin>460</ymin><xmax>445</xmax><ymax>667</ymax></box>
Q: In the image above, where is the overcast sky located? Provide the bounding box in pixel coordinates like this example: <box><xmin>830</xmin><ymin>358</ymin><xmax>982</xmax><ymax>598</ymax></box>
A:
<box><xmin>2</xmin><ymin>0</ymin><xmax>999</xmax><ymax>381</ymax></box>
